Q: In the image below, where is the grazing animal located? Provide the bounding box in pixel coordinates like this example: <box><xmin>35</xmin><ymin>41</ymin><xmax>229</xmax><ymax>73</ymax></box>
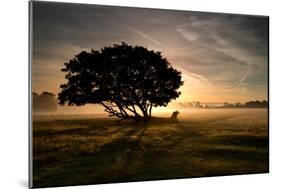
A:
<box><xmin>170</xmin><ymin>110</ymin><xmax>180</xmax><ymax>121</ymax></box>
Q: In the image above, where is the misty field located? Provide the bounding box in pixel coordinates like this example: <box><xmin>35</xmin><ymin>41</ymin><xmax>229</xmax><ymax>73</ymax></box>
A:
<box><xmin>33</xmin><ymin>109</ymin><xmax>268</xmax><ymax>188</ymax></box>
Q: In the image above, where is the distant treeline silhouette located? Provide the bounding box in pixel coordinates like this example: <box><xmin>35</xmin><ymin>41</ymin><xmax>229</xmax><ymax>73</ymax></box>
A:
<box><xmin>33</xmin><ymin>92</ymin><xmax>58</xmax><ymax>112</ymax></box>
<box><xmin>178</xmin><ymin>100</ymin><xmax>268</xmax><ymax>109</ymax></box>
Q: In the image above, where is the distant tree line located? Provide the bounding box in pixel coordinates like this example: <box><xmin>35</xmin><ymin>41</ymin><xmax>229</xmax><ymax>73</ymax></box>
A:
<box><xmin>178</xmin><ymin>100</ymin><xmax>268</xmax><ymax>109</ymax></box>
<box><xmin>33</xmin><ymin>92</ymin><xmax>58</xmax><ymax>112</ymax></box>
<box><xmin>215</xmin><ymin>100</ymin><xmax>268</xmax><ymax>109</ymax></box>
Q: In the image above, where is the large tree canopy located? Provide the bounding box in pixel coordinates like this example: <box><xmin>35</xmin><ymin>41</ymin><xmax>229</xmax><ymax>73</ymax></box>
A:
<box><xmin>58</xmin><ymin>43</ymin><xmax>183</xmax><ymax>120</ymax></box>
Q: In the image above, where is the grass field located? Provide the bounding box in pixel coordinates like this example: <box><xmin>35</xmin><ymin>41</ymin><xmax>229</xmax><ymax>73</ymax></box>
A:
<box><xmin>32</xmin><ymin>109</ymin><xmax>269</xmax><ymax>188</ymax></box>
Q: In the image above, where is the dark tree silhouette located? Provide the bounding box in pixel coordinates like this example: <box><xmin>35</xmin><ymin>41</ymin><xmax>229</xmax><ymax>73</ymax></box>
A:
<box><xmin>58</xmin><ymin>43</ymin><xmax>183</xmax><ymax>120</ymax></box>
<box><xmin>244</xmin><ymin>100</ymin><xmax>268</xmax><ymax>108</ymax></box>
<box><xmin>33</xmin><ymin>92</ymin><xmax>58</xmax><ymax>112</ymax></box>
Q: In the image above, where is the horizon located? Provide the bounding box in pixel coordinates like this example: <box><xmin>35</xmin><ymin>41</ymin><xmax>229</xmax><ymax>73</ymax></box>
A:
<box><xmin>32</xmin><ymin>90</ymin><xmax>268</xmax><ymax>104</ymax></box>
<box><xmin>32</xmin><ymin>90</ymin><xmax>268</xmax><ymax>115</ymax></box>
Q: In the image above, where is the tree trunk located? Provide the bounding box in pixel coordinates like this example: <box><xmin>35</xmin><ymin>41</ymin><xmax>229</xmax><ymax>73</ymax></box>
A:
<box><xmin>100</xmin><ymin>101</ymin><xmax>152</xmax><ymax>121</ymax></box>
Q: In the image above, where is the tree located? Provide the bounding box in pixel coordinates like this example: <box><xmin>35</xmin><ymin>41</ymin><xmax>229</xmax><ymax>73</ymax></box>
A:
<box><xmin>33</xmin><ymin>92</ymin><xmax>58</xmax><ymax>112</ymax></box>
<box><xmin>58</xmin><ymin>43</ymin><xmax>183</xmax><ymax>120</ymax></box>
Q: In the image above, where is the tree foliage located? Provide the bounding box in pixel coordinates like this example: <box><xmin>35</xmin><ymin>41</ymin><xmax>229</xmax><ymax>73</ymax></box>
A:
<box><xmin>58</xmin><ymin>43</ymin><xmax>183</xmax><ymax>120</ymax></box>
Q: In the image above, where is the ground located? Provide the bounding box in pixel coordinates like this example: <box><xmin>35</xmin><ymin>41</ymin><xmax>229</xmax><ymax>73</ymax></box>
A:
<box><xmin>32</xmin><ymin>109</ymin><xmax>269</xmax><ymax>188</ymax></box>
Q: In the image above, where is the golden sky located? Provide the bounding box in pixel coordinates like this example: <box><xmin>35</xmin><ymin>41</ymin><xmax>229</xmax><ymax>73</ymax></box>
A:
<box><xmin>32</xmin><ymin>2</ymin><xmax>268</xmax><ymax>113</ymax></box>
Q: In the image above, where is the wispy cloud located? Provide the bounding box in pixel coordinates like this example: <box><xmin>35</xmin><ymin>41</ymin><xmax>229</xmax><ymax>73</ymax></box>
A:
<box><xmin>109</xmin><ymin>19</ymin><xmax>163</xmax><ymax>47</ymax></box>
<box><xmin>123</xmin><ymin>24</ymin><xmax>163</xmax><ymax>47</ymax></box>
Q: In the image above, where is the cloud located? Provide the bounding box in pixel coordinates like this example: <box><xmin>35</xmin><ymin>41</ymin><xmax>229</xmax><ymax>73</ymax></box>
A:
<box><xmin>173</xmin><ymin>14</ymin><xmax>268</xmax><ymax>91</ymax></box>
<box><xmin>115</xmin><ymin>21</ymin><xmax>163</xmax><ymax>47</ymax></box>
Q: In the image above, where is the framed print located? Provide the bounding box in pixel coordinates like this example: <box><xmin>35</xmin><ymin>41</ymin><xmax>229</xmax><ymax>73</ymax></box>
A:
<box><xmin>29</xmin><ymin>1</ymin><xmax>269</xmax><ymax>188</ymax></box>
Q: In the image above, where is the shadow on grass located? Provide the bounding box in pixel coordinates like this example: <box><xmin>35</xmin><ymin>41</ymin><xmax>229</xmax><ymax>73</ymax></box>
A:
<box><xmin>32</xmin><ymin>117</ymin><xmax>269</xmax><ymax>188</ymax></box>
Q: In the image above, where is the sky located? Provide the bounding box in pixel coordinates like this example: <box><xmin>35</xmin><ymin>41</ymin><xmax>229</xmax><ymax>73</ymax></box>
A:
<box><xmin>32</xmin><ymin>2</ymin><xmax>268</xmax><ymax>113</ymax></box>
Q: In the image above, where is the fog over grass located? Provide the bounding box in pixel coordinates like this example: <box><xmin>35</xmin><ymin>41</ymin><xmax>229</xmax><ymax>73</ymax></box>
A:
<box><xmin>33</xmin><ymin>109</ymin><xmax>268</xmax><ymax>187</ymax></box>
